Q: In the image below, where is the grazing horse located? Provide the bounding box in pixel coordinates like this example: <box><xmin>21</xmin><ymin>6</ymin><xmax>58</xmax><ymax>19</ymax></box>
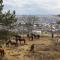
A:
<box><xmin>19</xmin><ymin>38</ymin><xmax>25</xmax><ymax>44</ymax></box>
<box><xmin>32</xmin><ymin>34</ymin><xmax>40</xmax><ymax>39</ymax></box>
<box><xmin>32</xmin><ymin>34</ymin><xmax>36</xmax><ymax>39</ymax></box>
<box><xmin>6</xmin><ymin>40</ymin><xmax>11</xmax><ymax>46</ymax></box>
<box><xmin>10</xmin><ymin>41</ymin><xmax>18</xmax><ymax>47</ymax></box>
<box><xmin>14</xmin><ymin>35</ymin><xmax>21</xmax><ymax>43</ymax></box>
<box><xmin>6</xmin><ymin>40</ymin><xmax>18</xmax><ymax>47</ymax></box>
<box><xmin>0</xmin><ymin>48</ymin><xmax>5</xmax><ymax>56</ymax></box>
<box><xmin>27</xmin><ymin>34</ymin><xmax>34</xmax><ymax>40</ymax></box>
<box><xmin>27</xmin><ymin>33</ymin><xmax>40</xmax><ymax>41</ymax></box>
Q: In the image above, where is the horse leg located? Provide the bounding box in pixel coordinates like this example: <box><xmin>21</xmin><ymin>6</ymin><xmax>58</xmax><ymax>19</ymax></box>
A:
<box><xmin>15</xmin><ymin>44</ymin><xmax>16</xmax><ymax>47</ymax></box>
<box><xmin>7</xmin><ymin>44</ymin><xmax>9</xmax><ymax>47</ymax></box>
<box><xmin>31</xmin><ymin>37</ymin><xmax>33</xmax><ymax>41</ymax></box>
<box><xmin>6</xmin><ymin>43</ymin><xmax>8</xmax><ymax>47</ymax></box>
<box><xmin>1</xmin><ymin>51</ymin><xmax>4</xmax><ymax>56</ymax></box>
<box><xmin>2</xmin><ymin>50</ymin><xmax>4</xmax><ymax>56</ymax></box>
<box><xmin>24</xmin><ymin>40</ymin><xmax>25</xmax><ymax>44</ymax></box>
<box><xmin>6</xmin><ymin>43</ymin><xmax>7</xmax><ymax>47</ymax></box>
<box><xmin>20</xmin><ymin>41</ymin><xmax>21</xmax><ymax>45</ymax></box>
<box><xmin>1</xmin><ymin>52</ymin><xmax>3</xmax><ymax>56</ymax></box>
<box><xmin>16</xmin><ymin>43</ymin><xmax>18</xmax><ymax>47</ymax></box>
<box><xmin>1</xmin><ymin>52</ymin><xmax>2</xmax><ymax>56</ymax></box>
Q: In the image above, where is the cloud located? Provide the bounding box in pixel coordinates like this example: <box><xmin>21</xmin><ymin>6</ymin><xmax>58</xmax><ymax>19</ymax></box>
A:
<box><xmin>3</xmin><ymin>0</ymin><xmax>60</xmax><ymax>15</ymax></box>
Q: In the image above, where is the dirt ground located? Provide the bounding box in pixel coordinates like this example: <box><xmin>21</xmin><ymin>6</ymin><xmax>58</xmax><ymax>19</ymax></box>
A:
<box><xmin>1</xmin><ymin>37</ymin><xmax>60</xmax><ymax>60</ymax></box>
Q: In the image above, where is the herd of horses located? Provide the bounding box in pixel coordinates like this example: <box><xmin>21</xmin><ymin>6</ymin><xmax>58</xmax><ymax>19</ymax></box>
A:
<box><xmin>27</xmin><ymin>33</ymin><xmax>40</xmax><ymax>40</ymax></box>
<box><xmin>6</xmin><ymin>33</ymin><xmax>40</xmax><ymax>47</ymax></box>
<box><xmin>6</xmin><ymin>35</ymin><xmax>26</xmax><ymax>47</ymax></box>
<box><xmin>0</xmin><ymin>33</ymin><xmax>40</xmax><ymax>56</ymax></box>
<box><xmin>1</xmin><ymin>33</ymin><xmax>60</xmax><ymax>56</ymax></box>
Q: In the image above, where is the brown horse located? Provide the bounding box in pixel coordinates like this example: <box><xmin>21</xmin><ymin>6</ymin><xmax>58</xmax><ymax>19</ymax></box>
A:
<box><xmin>10</xmin><ymin>42</ymin><xmax>18</xmax><ymax>47</ymax></box>
<box><xmin>6</xmin><ymin>40</ymin><xmax>11</xmax><ymax>47</ymax></box>
<box><xmin>19</xmin><ymin>38</ymin><xmax>25</xmax><ymax>44</ymax></box>
<box><xmin>0</xmin><ymin>48</ymin><xmax>5</xmax><ymax>56</ymax></box>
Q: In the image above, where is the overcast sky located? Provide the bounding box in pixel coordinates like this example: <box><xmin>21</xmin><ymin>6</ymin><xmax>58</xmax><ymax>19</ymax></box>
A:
<box><xmin>3</xmin><ymin>0</ymin><xmax>60</xmax><ymax>15</ymax></box>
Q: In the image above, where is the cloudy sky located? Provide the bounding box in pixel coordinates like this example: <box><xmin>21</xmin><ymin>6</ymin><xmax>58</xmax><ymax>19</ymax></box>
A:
<box><xmin>3</xmin><ymin>0</ymin><xmax>60</xmax><ymax>15</ymax></box>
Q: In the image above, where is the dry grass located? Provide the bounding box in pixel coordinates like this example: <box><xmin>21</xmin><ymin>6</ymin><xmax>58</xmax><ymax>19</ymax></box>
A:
<box><xmin>0</xmin><ymin>37</ymin><xmax>60</xmax><ymax>60</ymax></box>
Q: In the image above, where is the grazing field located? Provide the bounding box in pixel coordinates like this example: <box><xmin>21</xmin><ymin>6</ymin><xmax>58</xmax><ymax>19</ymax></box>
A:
<box><xmin>0</xmin><ymin>37</ymin><xmax>60</xmax><ymax>60</ymax></box>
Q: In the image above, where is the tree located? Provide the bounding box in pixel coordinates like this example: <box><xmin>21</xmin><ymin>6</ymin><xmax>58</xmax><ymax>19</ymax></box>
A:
<box><xmin>0</xmin><ymin>0</ymin><xmax>17</xmax><ymax>40</ymax></box>
<box><xmin>0</xmin><ymin>0</ymin><xmax>5</xmax><ymax>40</ymax></box>
<box><xmin>0</xmin><ymin>0</ymin><xmax>3</xmax><ymax>11</ymax></box>
<box><xmin>2</xmin><ymin>10</ymin><xmax>17</xmax><ymax>40</ymax></box>
<box><xmin>0</xmin><ymin>0</ymin><xmax>4</xmax><ymax>24</ymax></box>
<box><xmin>2</xmin><ymin>10</ymin><xmax>17</xmax><ymax>30</ymax></box>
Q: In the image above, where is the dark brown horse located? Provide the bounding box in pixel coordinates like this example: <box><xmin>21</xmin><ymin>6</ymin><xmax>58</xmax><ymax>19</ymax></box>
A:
<box><xmin>0</xmin><ymin>48</ymin><xmax>5</xmax><ymax>56</ymax></box>
<box><xmin>6</xmin><ymin>40</ymin><xmax>18</xmax><ymax>47</ymax></box>
<box><xmin>6</xmin><ymin>40</ymin><xmax>11</xmax><ymax>46</ymax></box>
<box><xmin>10</xmin><ymin>41</ymin><xmax>18</xmax><ymax>46</ymax></box>
<box><xmin>14</xmin><ymin>35</ymin><xmax>21</xmax><ymax>43</ymax></box>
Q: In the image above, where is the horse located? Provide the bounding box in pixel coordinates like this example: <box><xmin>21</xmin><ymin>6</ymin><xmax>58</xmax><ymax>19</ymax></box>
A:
<box><xmin>27</xmin><ymin>34</ymin><xmax>34</xmax><ymax>40</ymax></box>
<box><xmin>32</xmin><ymin>34</ymin><xmax>36</xmax><ymax>39</ymax></box>
<box><xmin>6</xmin><ymin>40</ymin><xmax>18</xmax><ymax>47</ymax></box>
<box><xmin>14</xmin><ymin>35</ymin><xmax>21</xmax><ymax>43</ymax></box>
<box><xmin>0</xmin><ymin>48</ymin><xmax>5</xmax><ymax>56</ymax></box>
<box><xmin>32</xmin><ymin>34</ymin><xmax>40</xmax><ymax>39</ymax></box>
<box><xmin>30</xmin><ymin>44</ymin><xmax>35</xmax><ymax>53</ymax></box>
<box><xmin>6</xmin><ymin>40</ymin><xmax>10</xmax><ymax>47</ymax></box>
<box><xmin>27</xmin><ymin>34</ymin><xmax>29</xmax><ymax>38</ymax></box>
<box><xmin>18</xmin><ymin>38</ymin><xmax>26</xmax><ymax>44</ymax></box>
<box><xmin>10</xmin><ymin>41</ymin><xmax>18</xmax><ymax>47</ymax></box>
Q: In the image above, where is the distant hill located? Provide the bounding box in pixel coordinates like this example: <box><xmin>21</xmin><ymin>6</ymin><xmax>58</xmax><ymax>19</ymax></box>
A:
<box><xmin>16</xmin><ymin>15</ymin><xmax>60</xmax><ymax>24</ymax></box>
